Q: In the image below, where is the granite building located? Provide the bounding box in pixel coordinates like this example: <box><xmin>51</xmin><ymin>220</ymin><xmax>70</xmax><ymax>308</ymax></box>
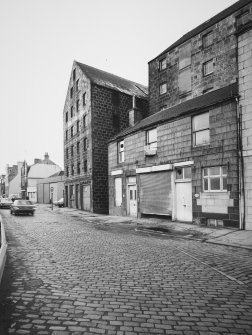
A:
<box><xmin>63</xmin><ymin>62</ymin><xmax>148</xmax><ymax>214</ymax></box>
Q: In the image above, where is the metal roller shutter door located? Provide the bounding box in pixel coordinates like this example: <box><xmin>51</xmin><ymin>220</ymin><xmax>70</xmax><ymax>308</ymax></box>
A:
<box><xmin>140</xmin><ymin>171</ymin><xmax>172</xmax><ymax>215</ymax></box>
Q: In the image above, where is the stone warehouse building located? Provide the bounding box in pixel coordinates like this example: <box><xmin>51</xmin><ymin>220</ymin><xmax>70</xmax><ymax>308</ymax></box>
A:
<box><xmin>63</xmin><ymin>62</ymin><xmax>148</xmax><ymax>214</ymax></box>
<box><xmin>108</xmin><ymin>0</ymin><xmax>252</xmax><ymax>230</ymax></box>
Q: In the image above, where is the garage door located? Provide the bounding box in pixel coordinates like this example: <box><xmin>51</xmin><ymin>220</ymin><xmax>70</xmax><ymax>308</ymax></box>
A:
<box><xmin>140</xmin><ymin>171</ymin><xmax>172</xmax><ymax>215</ymax></box>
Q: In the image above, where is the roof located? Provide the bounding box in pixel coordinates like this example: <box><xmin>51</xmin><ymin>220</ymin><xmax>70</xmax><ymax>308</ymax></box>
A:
<box><xmin>28</xmin><ymin>164</ymin><xmax>62</xmax><ymax>179</ymax></box>
<box><xmin>150</xmin><ymin>0</ymin><xmax>252</xmax><ymax>62</ymax></box>
<box><xmin>110</xmin><ymin>83</ymin><xmax>238</xmax><ymax>141</ymax></box>
<box><xmin>75</xmin><ymin>61</ymin><xmax>148</xmax><ymax>98</ymax></box>
<box><xmin>48</xmin><ymin>170</ymin><xmax>64</xmax><ymax>178</ymax></box>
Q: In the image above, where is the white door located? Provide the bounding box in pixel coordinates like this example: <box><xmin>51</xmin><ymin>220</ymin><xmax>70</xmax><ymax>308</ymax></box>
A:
<box><xmin>128</xmin><ymin>184</ymin><xmax>137</xmax><ymax>217</ymax></box>
<box><xmin>83</xmin><ymin>185</ymin><xmax>90</xmax><ymax>211</ymax></box>
<box><xmin>176</xmin><ymin>182</ymin><xmax>192</xmax><ymax>222</ymax></box>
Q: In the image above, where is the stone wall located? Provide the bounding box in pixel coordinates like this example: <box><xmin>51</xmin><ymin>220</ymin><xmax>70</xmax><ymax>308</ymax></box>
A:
<box><xmin>148</xmin><ymin>9</ymin><xmax>239</xmax><ymax>115</ymax></box>
<box><xmin>108</xmin><ymin>101</ymin><xmax>239</xmax><ymax>227</ymax></box>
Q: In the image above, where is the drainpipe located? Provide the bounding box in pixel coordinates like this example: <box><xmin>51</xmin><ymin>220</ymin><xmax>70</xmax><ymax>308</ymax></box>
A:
<box><xmin>236</xmin><ymin>97</ymin><xmax>246</xmax><ymax>230</ymax></box>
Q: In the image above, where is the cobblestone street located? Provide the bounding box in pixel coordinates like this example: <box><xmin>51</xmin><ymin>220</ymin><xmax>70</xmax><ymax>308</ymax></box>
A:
<box><xmin>0</xmin><ymin>205</ymin><xmax>252</xmax><ymax>335</ymax></box>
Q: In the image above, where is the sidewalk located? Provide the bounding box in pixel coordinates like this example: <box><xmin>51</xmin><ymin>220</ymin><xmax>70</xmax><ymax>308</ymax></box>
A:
<box><xmin>49</xmin><ymin>205</ymin><xmax>252</xmax><ymax>250</ymax></box>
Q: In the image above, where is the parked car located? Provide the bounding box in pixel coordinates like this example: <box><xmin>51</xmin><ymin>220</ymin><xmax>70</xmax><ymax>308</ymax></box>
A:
<box><xmin>10</xmin><ymin>200</ymin><xmax>36</xmax><ymax>216</ymax></box>
<box><xmin>54</xmin><ymin>198</ymin><xmax>64</xmax><ymax>208</ymax></box>
<box><xmin>0</xmin><ymin>198</ymin><xmax>13</xmax><ymax>209</ymax></box>
<box><xmin>9</xmin><ymin>194</ymin><xmax>22</xmax><ymax>202</ymax></box>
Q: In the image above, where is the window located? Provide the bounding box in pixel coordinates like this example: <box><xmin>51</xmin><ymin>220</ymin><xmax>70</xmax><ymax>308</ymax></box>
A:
<box><xmin>83</xmin><ymin>115</ymin><xmax>87</xmax><ymax>128</ymax></box>
<box><xmin>83</xmin><ymin>92</ymin><xmax>86</xmax><ymax>106</ymax></box>
<box><xmin>159</xmin><ymin>58</ymin><xmax>167</xmax><ymax>71</ymax></box>
<box><xmin>203</xmin><ymin>59</ymin><xmax>214</xmax><ymax>76</ymax></box>
<box><xmin>77</xmin><ymin>162</ymin><xmax>80</xmax><ymax>174</ymax></box>
<box><xmin>84</xmin><ymin>159</ymin><xmax>87</xmax><ymax>173</ymax></box>
<box><xmin>159</xmin><ymin>82</ymin><xmax>167</xmax><ymax>95</ymax></box>
<box><xmin>71</xmin><ymin>145</ymin><xmax>74</xmax><ymax>156</ymax></box>
<box><xmin>71</xmin><ymin>126</ymin><xmax>74</xmax><ymax>137</ymax></box>
<box><xmin>179</xmin><ymin>68</ymin><xmax>191</xmax><ymax>95</ymax></box>
<box><xmin>147</xmin><ymin>128</ymin><xmax>157</xmax><ymax>149</ymax></box>
<box><xmin>203</xmin><ymin>31</ymin><xmax>213</xmax><ymax>48</ymax></box>
<box><xmin>192</xmin><ymin>112</ymin><xmax>210</xmax><ymax>146</ymax></box>
<box><xmin>65</xmin><ymin>130</ymin><xmax>68</xmax><ymax>141</ymax></box>
<box><xmin>77</xmin><ymin>121</ymin><xmax>80</xmax><ymax>133</ymax></box>
<box><xmin>83</xmin><ymin>138</ymin><xmax>87</xmax><ymax>151</ymax></box>
<box><xmin>73</xmin><ymin>69</ymin><xmax>76</xmax><ymax>81</ymax></box>
<box><xmin>179</xmin><ymin>42</ymin><xmax>191</xmax><ymax>69</ymax></box>
<box><xmin>175</xmin><ymin>167</ymin><xmax>192</xmax><ymax>180</ymax></box>
<box><xmin>76</xmin><ymin>100</ymin><xmax>79</xmax><ymax>113</ymax></box>
<box><xmin>118</xmin><ymin>140</ymin><xmax>124</xmax><ymax>163</ymax></box>
<box><xmin>65</xmin><ymin>112</ymin><xmax>68</xmax><ymax>123</ymax></box>
<box><xmin>76</xmin><ymin>79</ymin><xmax>79</xmax><ymax>91</ymax></box>
<box><xmin>70</xmin><ymin>87</ymin><xmax>73</xmax><ymax>98</ymax></box>
<box><xmin>203</xmin><ymin>166</ymin><xmax>227</xmax><ymax>192</ymax></box>
<box><xmin>66</xmin><ymin>148</ymin><xmax>69</xmax><ymax>159</ymax></box>
<box><xmin>77</xmin><ymin>141</ymin><xmax>80</xmax><ymax>154</ymax></box>
<box><xmin>115</xmin><ymin>177</ymin><xmax>122</xmax><ymax>207</ymax></box>
<box><xmin>71</xmin><ymin>106</ymin><xmax>73</xmax><ymax>118</ymax></box>
<box><xmin>71</xmin><ymin>164</ymin><xmax>74</xmax><ymax>175</ymax></box>
<box><xmin>66</xmin><ymin>166</ymin><xmax>69</xmax><ymax>177</ymax></box>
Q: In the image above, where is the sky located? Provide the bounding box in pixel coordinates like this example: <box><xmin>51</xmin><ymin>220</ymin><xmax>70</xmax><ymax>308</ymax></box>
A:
<box><xmin>0</xmin><ymin>0</ymin><xmax>238</xmax><ymax>175</ymax></box>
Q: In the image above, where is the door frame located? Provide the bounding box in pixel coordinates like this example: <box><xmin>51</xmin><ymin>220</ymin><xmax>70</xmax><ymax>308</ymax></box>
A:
<box><xmin>127</xmin><ymin>177</ymin><xmax>137</xmax><ymax>217</ymax></box>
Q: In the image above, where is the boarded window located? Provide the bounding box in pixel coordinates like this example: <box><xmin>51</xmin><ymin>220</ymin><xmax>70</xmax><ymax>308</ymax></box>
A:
<box><xmin>203</xmin><ymin>31</ymin><xmax>214</xmax><ymax>48</ymax></box>
<box><xmin>179</xmin><ymin>68</ymin><xmax>191</xmax><ymax>95</ymax></box>
<box><xmin>115</xmin><ymin>177</ymin><xmax>122</xmax><ymax>207</ymax></box>
<box><xmin>179</xmin><ymin>43</ymin><xmax>191</xmax><ymax>69</ymax></box>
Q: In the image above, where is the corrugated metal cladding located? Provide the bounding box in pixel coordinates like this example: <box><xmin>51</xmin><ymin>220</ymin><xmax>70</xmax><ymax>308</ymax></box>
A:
<box><xmin>140</xmin><ymin>171</ymin><xmax>172</xmax><ymax>215</ymax></box>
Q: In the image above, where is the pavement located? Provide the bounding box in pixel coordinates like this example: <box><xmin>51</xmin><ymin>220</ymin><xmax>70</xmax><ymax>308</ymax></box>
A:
<box><xmin>50</xmin><ymin>205</ymin><xmax>252</xmax><ymax>250</ymax></box>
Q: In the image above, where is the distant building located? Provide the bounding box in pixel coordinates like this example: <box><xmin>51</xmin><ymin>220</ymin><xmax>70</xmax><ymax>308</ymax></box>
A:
<box><xmin>63</xmin><ymin>61</ymin><xmax>148</xmax><ymax>213</ymax></box>
<box><xmin>37</xmin><ymin>171</ymin><xmax>64</xmax><ymax>204</ymax></box>
<box><xmin>0</xmin><ymin>175</ymin><xmax>6</xmax><ymax>197</ymax></box>
<box><xmin>108</xmin><ymin>0</ymin><xmax>252</xmax><ymax>230</ymax></box>
<box><xmin>26</xmin><ymin>153</ymin><xmax>62</xmax><ymax>202</ymax></box>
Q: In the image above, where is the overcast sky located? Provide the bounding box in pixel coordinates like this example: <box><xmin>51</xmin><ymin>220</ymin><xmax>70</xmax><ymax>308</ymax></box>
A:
<box><xmin>0</xmin><ymin>0</ymin><xmax>237</xmax><ymax>175</ymax></box>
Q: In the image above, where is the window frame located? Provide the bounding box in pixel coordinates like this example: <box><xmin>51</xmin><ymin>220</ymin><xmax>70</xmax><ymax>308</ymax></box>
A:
<box><xmin>83</xmin><ymin>137</ymin><xmax>87</xmax><ymax>151</ymax></box>
<box><xmin>65</xmin><ymin>112</ymin><xmax>68</xmax><ymax>123</ymax></box>
<box><xmin>71</xmin><ymin>106</ymin><xmax>73</xmax><ymax>118</ymax></box>
<box><xmin>71</xmin><ymin>126</ymin><xmax>74</xmax><ymax>138</ymax></box>
<box><xmin>203</xmin><ymin>59</ymin><xmax>214</xmax><ymax>76</ymax></box>
<box><xmin>83</xmin><ymin>115</ymin><xmax>87</xmax><ymax>128</ymax></box>
<box><xmin>192</xmin><ymin>112</ymin><xmax>210</xmax><ymax>147</ymax></box>
<box><xmin>76</xmin><ymin>141</ymin><xmax>80</xmax><ymax>155</ymax></box>
<box><xmin>118</xmin><ymin>140</ymin><xmax>124</xmax><ymax>163</ymax></box>
<box><xmin>159</xmin><ymin>58</ymin><xmax>167</xmax><ymax>71</ymax></box>
<box><xmin>84</xmin><ymin>159</ymin><xmax>87</xmax><ymax>173</ymax></box>
<box><xmin>159</xmin><ymin>82</ymin><xmax>167</xmax><ymax>95</ymax></box>
<box><xmin>203</xmin><ymin>166</ymin><xmax>227</xmax><ymax>192</ymax></box>
<box><xmin>175</xmin><ymin>167</ymin><xmax>192</xmax><ymax>181</ymax></box>
<box><xmin>76</xmin><ymin>99</ymin><xmax>79</xmax><ymax>113</ymax></box>
<box><xmin>77</xmin><ymin>120</ymin><xmax>80</xmax><ymax>133</ymax></box>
